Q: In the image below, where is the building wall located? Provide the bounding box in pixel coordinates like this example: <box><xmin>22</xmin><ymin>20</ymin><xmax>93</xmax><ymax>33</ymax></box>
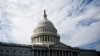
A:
<box><xmin>79</xmin><ymin>50</ymin><xmax>97</xmax><ymax>56</ymax></box>
<box><xmin>0</xmin><ymin>45</ymin><xmax>32</xmax><ymax>56</ymax></box>
<box><xmin>0</xmin><ymin>43</ymin><xmax>99</xmax><ymax>56</ymax></box>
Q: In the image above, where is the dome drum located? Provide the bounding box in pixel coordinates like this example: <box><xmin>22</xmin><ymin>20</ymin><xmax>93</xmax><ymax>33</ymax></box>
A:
<box><xmin>31</xmin><ymin>35</ymin><xmax>60</xmax><ymax>45</ymax></box>
<box><xmin>32</xmin><ymin>33</ymin><xmax>60</xmax><ymax>38</ymax></box>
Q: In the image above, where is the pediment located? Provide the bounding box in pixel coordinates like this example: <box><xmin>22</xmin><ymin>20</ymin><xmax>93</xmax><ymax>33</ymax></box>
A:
<box><xmin>50</xmin><ymin>42</ymin><xmax>72</xmax><ymax>48</ymax></box>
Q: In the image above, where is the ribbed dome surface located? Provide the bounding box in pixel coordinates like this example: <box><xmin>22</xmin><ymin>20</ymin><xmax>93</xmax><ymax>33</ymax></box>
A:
<box><xmin>34</xmin><ymin>19</ymin><xmax>57</xmax><ymax>35</ymax></box>
<box><xmin>38</xmin><ymin>19</ymin><xmax>54</xmax><ymax>26</ymax></box>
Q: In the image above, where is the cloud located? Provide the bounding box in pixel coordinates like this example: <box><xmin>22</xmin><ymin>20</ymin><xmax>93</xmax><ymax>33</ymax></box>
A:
<box><xmin>79</xmin><ymin>40</ymin><xmax>100</xmax><ymax>51</ymax></box>
<box><xmin>56</xmin><ymin>0</ymin><xmax>100</xmax><ymax>50</ymax></box>
<box><xmin>76</xmin><ymin>18</ymin><xmax>100</xmax><ymax>27</ymax></box>
<box><xmin>0</xmin><ymin>4</ymin><xmax>13</xmax><ymax>42</ymax></box>
<box><xmin>81</xmin><ymin>0</ymin><xmax>93</xmax><ymax>5</ymax></box>
<box><xmin>0</xmin><ymin>0</ymin><xmax>100</xmax><ymax>50</ymax></box>
<box><xmin>95</xmin><ymin>43</ymin><xmax>100</xmax><ymax>51</ymax></box>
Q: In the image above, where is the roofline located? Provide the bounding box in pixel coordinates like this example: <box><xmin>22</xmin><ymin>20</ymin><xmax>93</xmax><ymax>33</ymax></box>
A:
<box><xmin>0</xmin><ymin>42</ymin><xmax>32</xmax><ymax>48</ymax></box>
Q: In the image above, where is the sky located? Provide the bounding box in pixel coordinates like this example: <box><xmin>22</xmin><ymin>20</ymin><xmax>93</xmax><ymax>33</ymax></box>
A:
<box><xmin>0</xmin><ymin>0</ymin><xmax>100</xmax><ymax>51</ymax></box>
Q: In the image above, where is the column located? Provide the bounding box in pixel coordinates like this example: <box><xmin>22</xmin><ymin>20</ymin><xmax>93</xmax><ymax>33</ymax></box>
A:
<box><xmin>51</xmin><ymin>36</ymin><xmax>52</xmax><ymax>41</ymax></box>
<box><xmin>34</xmin><ymin>50</ymin><xmax>36</xmax><ymax>56</ymax></box>
<box><xmin>66</xmin><ymin>51</ymin><xmax>68</xmax><ymax>56</ymax></box>
<box><xmin>69</xmin><ymin>51</ymin><xmax>71</xmax><ymax>56</ymax></box>
<box><xmin>40</xmin><ymin>50</ymin><xmax>43</xmax><ymax>56</ymax></box>
<box><xmin>59</xmin><ymin>50</ymin><xmax>61</xmax><ymax>56</ymax></box>
<box><xmin>50</xmin><ymin>50</ymin><xmax>52</xmax><ymax>56</ymax></box>
<box><xmin>73</xmin><ymin>52</ymin><xmax>74</xmax><ymax>56</ymax></box>
<box><xmin>53</xmin><ymin>37</ymin><xmax>55</xmax><ymax>42</ymax></box>
<box><xmin>39</xmin><ymin>50</ymin><xmax>41</xmax><ymax>56</ymax></box>
<box><xmin>41</xmin><ymin>50</ymin><xmax>43</xmax><ymax>56</ymax></box>
<box><xmin>56</xmin><ymin>50</ymin><xmax>58</xmax><ymax>56</ymax></box>
<box><xmin>65</xmin><ymin>51</ymin><xmax>66</xmax><ymax>56</ymax></box>
<box><xmin>50</xmin><ymin>35</ymin><xmax>51</xmax><ymax>41</ymax></box>
<box><xmin>40</xmin><ymin>36</ymin><xmax>41</xmax><ymax>42</ymax></box>
<box><xmin>71</xmin><ymin>52</ymin><xmax>73</xmax><ymax>56</ymax></box>
<box><xmin>42</xmin><ymin>35</ymin><xmax>43</xmax><ymax>41</ymax></box>
<box><xmin>35</xmin><ymin>37</ymin><xmax>37</xmax><ymax>43</ymax></box>
<box><xmin>47</xmin><ymin>35</ymin><xmax>48</xmax><ymax>42</ymax></box>
<box><xmin>70</xmin><ymin>52</ymin><xmax>71</xmax><ymax>56</ymax></box>
<box><xmin>52</xmin><ymin>50</ymin><xmax>53</xmax><ymax>56</ymax></box>
<box><xmin>44</xmin><ymin>36</ymin><xmax>45</xmax><ymax>42</ymax></box>
<box><xmin>38</xmin><ymin>36</ymin><xmax>40</xmax><ymax>42</ymax></box>
<box><xmin>74</xmin><ymin>52</ymin><xmax>76</xmax><ymax>56</ymax></box>
<box><xmin>68</xmin><ymin>51</ymin><xmax>70</xmax><ymax>56</ymax></box>
<box><xmin>43</xmin><ymin>50</ymin><xmax>45</xmax><ymax>56</ymax></box>
<box><xmin>48</xmin><ymin>50</ymin><xmax>50</xmax><ymax>56</ymax></box>
<box><xmin>55</xmin><ymin>50</ymin><xmax>57</xmax><ymax>56</ymax></box>
<box><xmin>42</xmin><ymin>50</ymin><xmax>44</xmax><ymax>56</ymax></box>
<box><xmin>37</xmin><ymin>50</ymin><xmax>39</xmax><ymax>56</ymax></box>
<box><xmin>75</xmin><ymin>52</ymin><xmax>78</xmax><ymax>56</ymax></box>
<box><xmin>49</xmin><ymin>36</ymin><xmax>50</xmax><ymax>42</ymax></box>
<box><xmin>61</xmin><ymin>51</ymin><xmax>63</xmax><ymax>56</ymax></box>
<box><xmin>37</xmin><ymin>37</ymin><xmax>39</xmax><ymax>42</ymax></box>
<box><xmin>33</xmin><ymin>50</ymin><xmax>34</xmax><ymax>56</ymax></box>
<box><xmin>43</xmin><ymin>35</ymin><xmax>44</xmax><ymax>41</ymax></box>
<box><xmin>36</xmin><ymin>50</ymin><xmax>38</xmax><ymax>56</ymax></box>
<box><xmin>34</xmin><ymin>39</ymin><xmax>35</xmax><ymax>43</ymax></box>
<box><xmin>38</xmin><ymin>50</ymin><xmax>39</xmax><ymax>56</ymax></box>
<box><xmin>77</xmin><ymin>52</ymin><xmax>79</xmax><ymax>56</ymax></box>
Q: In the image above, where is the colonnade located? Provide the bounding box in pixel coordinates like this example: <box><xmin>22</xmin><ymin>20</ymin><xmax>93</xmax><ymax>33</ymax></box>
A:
<box><xmin>32</xmin><ymin>35</ymin><xmax>59</xmax><ymax>43</ymax></box>
<box><xmin>32</xmin><ymin>50</ymin><xmax>78</xmax><ymax>56</ymax></box>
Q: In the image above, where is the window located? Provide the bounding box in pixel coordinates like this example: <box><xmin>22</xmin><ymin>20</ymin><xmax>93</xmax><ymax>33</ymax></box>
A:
<box><xmin>0</xmin><ymin>54</ymin><xmax>3</xmax><ymax>56</ymax></box>
<box><xmin>45</xmin><ymin>35</ymin><xmax>47</xmax><ymax>41</ymax></box>
<box><xmin>19</xmin><ymin>55</ymin><xmax>22</xmax><ymax>56</ymax></box>
<box><xmin>48</xmin><ymin>36</ymin><xmax>50</xmax><ymax>41</ymax></box>
<box><xmin>13</xmin><ymin>50</ymin><xmax>16</xmax><ymax>53</ymax></box>
<box><xmin>47</xmin><ymin>36</ymin><xmax>49</xmax><ymax>41</ymax></box>
<box><xmin>20</xmin><ymin>51</ymin><xmax>22</xmax><ymax>53</ymax></box>
<box><xmin>1</xmin><ymin>49</ymin><xmax>3</xmax><ymax>52</ymax></box>
<box><xmin>25</xmin><ymin>51</ymin><xmax>27</xmax><ymax>54</ymax></box>
<box><xmin>43</xmin><ymin>29</ymin><xmax>44</xmax><ymax>32</ymax></box>
<box><xmin>6</xmin><ymin>50</ymin><xmax>9</xmax><ymax>52</ymax></box>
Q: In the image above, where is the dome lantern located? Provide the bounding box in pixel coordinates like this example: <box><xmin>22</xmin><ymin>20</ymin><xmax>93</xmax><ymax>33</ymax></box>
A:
<box><xmin>43</xmin><ymin>10</ymin><xmax>47</xmax><ymax>20</ymax></box>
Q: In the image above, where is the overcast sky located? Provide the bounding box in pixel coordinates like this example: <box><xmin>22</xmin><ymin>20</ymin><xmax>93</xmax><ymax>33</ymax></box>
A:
<box><xmin>0</xmin><ymin>0</ymin><xmax>100</xmax><ymax>51</ymax></box>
